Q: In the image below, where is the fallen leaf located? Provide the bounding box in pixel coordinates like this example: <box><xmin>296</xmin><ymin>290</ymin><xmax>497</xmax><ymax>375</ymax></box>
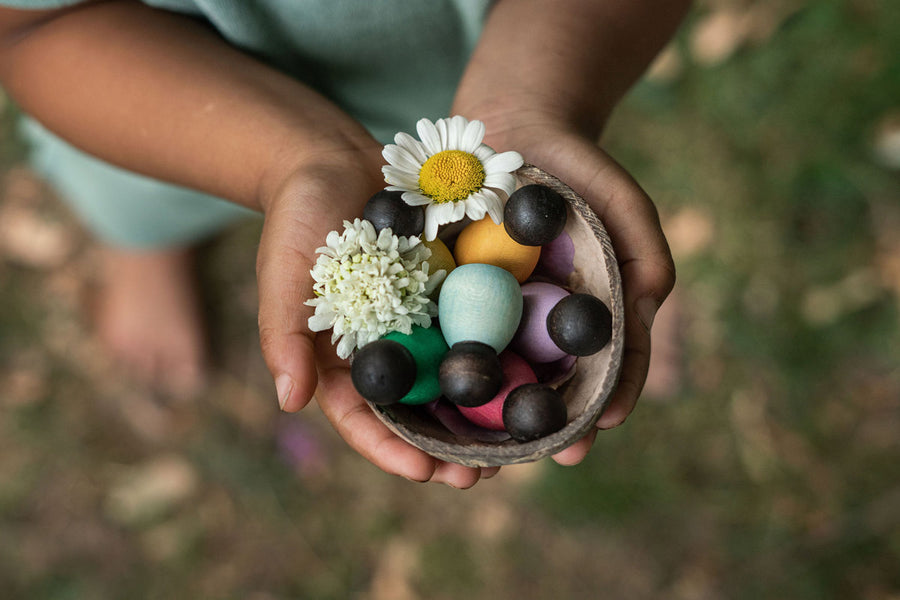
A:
<box><xmin>664</xmin><ymin>207</ymin><xmax>716</xmax><ymax>259</ymax></box>
<box><xmin>646</xmin><ymin>44</ymin><xmax>684</xmax><ymax>84</ymax></box>
<box><xmin>367</xmin><ymin>537</ymin><xmax>419</xmax><ymax>600</ymax></box>
<box><xmin>105</xmin><ymin>455</ymin><xmax>199</xmax><ymax>525</ymax></box>
<box><xmin>801</xmin><ymin>268</ymin><xmax>883</xmax><ymax>326</ymax></box>
<box><xmin>872</xmin><ymin>110</ymin><xmax>900</xmax><ymax>170</ymax></box>
<box><xmin>0</xmin><ymin>204</ymin><xmax>76</xmax><ymax>269</ymax></box>
<box><xmin>690</xmin><ymin>9</ymin><xmax>749</xmax><ymax>66</ymax></box>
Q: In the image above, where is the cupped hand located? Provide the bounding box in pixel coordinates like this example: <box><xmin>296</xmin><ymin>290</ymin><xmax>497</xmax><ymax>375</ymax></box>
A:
<box><xmin>481</xmin><ymin>123</ymin><xmax>676</xmax><ymax>467</ymax></box>
<box><xmin>255</xmin><ymin>143</ymin><xmax>499</xmax><ymax>488</ymax></box>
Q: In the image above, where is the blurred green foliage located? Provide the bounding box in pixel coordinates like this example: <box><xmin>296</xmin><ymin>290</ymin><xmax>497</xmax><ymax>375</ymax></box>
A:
<box><xmin>0</xmin><ymin>1</ymin><xmax>897</xmax><ymax>599</ymax></box>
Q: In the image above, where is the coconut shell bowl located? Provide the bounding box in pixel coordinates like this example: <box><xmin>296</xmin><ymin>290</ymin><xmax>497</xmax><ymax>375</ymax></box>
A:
<box><xmin>361</xmin><ymin>165</ymin><xmax>625</xmax><ymax>467</ymax></box>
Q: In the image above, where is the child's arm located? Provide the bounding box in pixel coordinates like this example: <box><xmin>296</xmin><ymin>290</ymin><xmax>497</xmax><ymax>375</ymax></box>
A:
<box><xmin>0</xmin><ymin>2</ymin><xmax>489</xmax><ymax>486</ymax></box>
<box><xmin>0</xmin><ymin>2</ymin><xmax>386</xmax><ymax>206</ymax></box>
<box><xmin>453</xmin><ymin>0</ymin><xmax>689</xmax><ymax>463</ymax></box>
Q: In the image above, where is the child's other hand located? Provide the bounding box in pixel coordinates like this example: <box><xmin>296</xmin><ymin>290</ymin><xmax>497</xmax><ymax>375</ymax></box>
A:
<box><xmin>255</xmin><ymin>148</ymin><xmax>499</xmax><ymax>488</ymax></box>
<box><xmin>479</xmin><ymin>121</ymin><xmax>677</xmax><ymax>467</ymax></box>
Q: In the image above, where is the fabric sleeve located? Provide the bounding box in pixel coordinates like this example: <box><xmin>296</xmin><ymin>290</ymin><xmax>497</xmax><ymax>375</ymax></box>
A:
<box><xmin>0</xmin><ymin>1</ymin><xmax>86</xmax><ymax>8</ymax></box>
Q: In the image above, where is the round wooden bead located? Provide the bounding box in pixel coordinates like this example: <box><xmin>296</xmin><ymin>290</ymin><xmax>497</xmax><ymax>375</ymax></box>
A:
<box><xmin>510</xmin><ymin>282</ymin><xmax>571</xmax><ymax>364</ymax></box>
<box><xmin>502</xmin><ymin>384</ymin><xmax>568</xmax><ymax>442</ymax></box>
<box><xmin>383</xmin><ymin>324</ymin><xmax>449</xmax><ymax>405</ymax></box>
<box><xmin>503</xmin><ymin>184</ymin><xmax>568</xmax><ymax>246</ymax></box>
<box><xmin>457</xmin><ymin>351</ymin><xmax>537</xmax><ymax>431</ymax></box>
<box><xmin>439</xmin><ymin>341</ymin><xmax>503</xmax><ymax>407</ymax></box>
<box><xmin>547</xmin><ymin>293</ymin><xmax>613</xmax><ymax>356</ymax></box>
<box><xmin>438</xmin><ymin>263</ymin><xmax>523</xmax><ymax>353</ymax></box>
<box><xmin>350</xmin><ymin>339</ymin><xmax>417</xmax><ymax>405</ymax></box>
<box><xmin>363</xmin><ymin>190</ymin><xmax>425</xmax><ymax>238</ymax></box>
<box><xmin>453</xmin><ymin>217</ymin><xmax>540</xmax><ymax>283</ymax></box>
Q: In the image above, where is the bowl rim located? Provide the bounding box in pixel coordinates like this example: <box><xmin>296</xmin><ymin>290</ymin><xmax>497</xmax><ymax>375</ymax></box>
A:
<box><xmin>365</xmin><ymin>164</ymin><xmax>625</xmax><ymax>467</ymax></box>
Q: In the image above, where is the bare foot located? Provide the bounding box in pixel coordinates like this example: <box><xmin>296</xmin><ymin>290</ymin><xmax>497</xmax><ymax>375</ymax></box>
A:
<box><xmin>93</xmin><ymin>245</ymin><xmax>208</xmax><ymax>399</ymax></box>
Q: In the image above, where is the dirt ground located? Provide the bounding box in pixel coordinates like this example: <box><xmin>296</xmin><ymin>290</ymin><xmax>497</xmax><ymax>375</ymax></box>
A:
<box><xmin>1</xmin><ymin>1</ymin><xmax>898</xmax><ymax>598</ymax></box>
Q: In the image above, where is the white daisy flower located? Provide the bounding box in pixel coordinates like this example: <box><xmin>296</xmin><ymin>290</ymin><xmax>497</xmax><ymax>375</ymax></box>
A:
<box><xmin>305</xmin><ymin>219</ymin><xmax>445</xmax><ymax>359</ymax></box>
<box><xmin>382</xmin><ymin>116</ymin><xmax>524</xmax><ymax>241</ymax></box>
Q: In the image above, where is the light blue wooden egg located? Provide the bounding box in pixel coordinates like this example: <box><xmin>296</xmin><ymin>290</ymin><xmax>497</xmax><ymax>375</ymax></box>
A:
<box><xmin>438</xmin><ymin>263</ymin><xmax>523</xmax><ymax>353</ymax></box>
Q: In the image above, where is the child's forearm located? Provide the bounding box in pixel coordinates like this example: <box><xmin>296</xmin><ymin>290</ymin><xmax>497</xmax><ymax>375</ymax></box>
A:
<box><xmin>0</xmin><ymin>2</ymin><xmax>380</xmax><ymax>211</ymax></box>
<box><xmin>454</xmin><ymin>0</ymin><xmax>692</xmax><ymax>139</ymax></box>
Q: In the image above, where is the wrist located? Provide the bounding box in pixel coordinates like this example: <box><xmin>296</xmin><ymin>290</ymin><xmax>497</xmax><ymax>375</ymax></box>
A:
<box><xmin>256</xmin><ymin>127</ymin><xmax>384</xmax><ymax>215</ymax></box>
<box><xmin>452</xmin><ymin>95</ymin><xmax>604</xmax><ymax>155</ymax></box>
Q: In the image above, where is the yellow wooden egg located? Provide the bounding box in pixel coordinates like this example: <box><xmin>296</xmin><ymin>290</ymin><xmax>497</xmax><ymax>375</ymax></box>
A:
<box><xmin>423</xmin><ymin>237</ymin><xmax>456</xmax><ymax>277</ymax></box>
<box><xmin>423</xmin><ymin>237</ymin><xmax>456</xmax><ymax>298</ymax></box>
<box><xmin>453</xmin><ymin>217</ymin><xmax>540</xmax><ymax>283</ymax></box>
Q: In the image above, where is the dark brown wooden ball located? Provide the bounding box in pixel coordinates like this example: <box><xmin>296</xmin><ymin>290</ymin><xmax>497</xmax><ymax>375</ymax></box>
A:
<box><xmin>351</xmin><ymin>339</ymin><xmax>417</xmax><ymax>405</ymax></box>
<box><xmin>438</xmin><ymin>341</ymin><xmax>503</xmax><ymax>407</ymax></box>
<box><xmin>547</xmin><ymin>293</ymin><xmax>612</xmax><ymax>356</ymax></box>
<box><xmin>502</xmin><ymin>384</ymin><xmax>567</xmax><ymax>442</ymax></box>
<box><xmin>363</xmin><ymin>190</ymin><xmax>425</xmax><ymax>238</ymax></box>
<box><xmin>503</xmin><ymin>184</ymin><xmax>568</xmax><ymax>246</ymax></box>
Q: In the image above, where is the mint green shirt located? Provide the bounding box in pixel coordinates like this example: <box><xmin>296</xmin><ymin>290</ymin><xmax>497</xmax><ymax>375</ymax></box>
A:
<box><xmin>2</xmin><ymin>1</ymin><xmax>492</xmax><ymax>247</ymax></box>
<box><xmin>3</xmin><ymin>0</ymin><xmax>491</xmax><ymax>140</ymax></box>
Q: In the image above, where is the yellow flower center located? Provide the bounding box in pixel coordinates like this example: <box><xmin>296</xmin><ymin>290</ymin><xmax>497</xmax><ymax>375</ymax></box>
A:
<box><xmin>418</xmin><ymin>150</ymin><xmax>485</xmax><ymax>204</ymax></box>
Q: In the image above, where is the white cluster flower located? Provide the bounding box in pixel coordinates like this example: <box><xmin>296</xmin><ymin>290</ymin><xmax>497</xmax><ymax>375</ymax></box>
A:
<box><xmin>305</xmin><ymin>219</ymin><xmax>445</xmax><ymax>359</ymax></box>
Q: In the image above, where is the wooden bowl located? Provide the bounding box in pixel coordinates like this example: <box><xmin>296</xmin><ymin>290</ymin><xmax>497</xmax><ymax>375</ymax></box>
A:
<box><xmin>364</xmin><ymin>165</ymin><xmax>624</xmax><ymax>467</ymax></box>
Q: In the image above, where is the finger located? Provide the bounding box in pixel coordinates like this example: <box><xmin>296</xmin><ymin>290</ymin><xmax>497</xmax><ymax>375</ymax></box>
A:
<box><xmin>551</xmin><ymin>141</ymin><xmax>676</xmax><ymax>427</ymax></box>
<box><xmin>596</xmin><ymin>255</ymin><xmax>671</xmax><ymax>428</ymax></box>
<box><xmin>256</xmin><ymin>201</ymin><xmax>323</xmax><ymax>412</ymax></box>
<box><xmin>552</xmin><ymin>428</ymin><xmax>597</xmax><ymax>466</ymax></box>
<box><xmin>561</xmin><ymin>141</ymin><xmax>676</xmax><ymax>304</ymax></box>
<box><xmin>481</xmin><ymin>466</ymin><xmax>501</xmax><ymax>479</ymax></box>
<box><xmin>257</xmin><ymin>163</ymin><xmax>386</xmax><ymax>412</ymax></box>
<box><xmin>315</xmin><ymin>335</ymin><xmax>443</xmax><ymax>482</ymax></box>
<box><xmin>316</xmin><ymin>336</ymin><xmax>491</xmax><ymax>486</ymax></box>
<box><xmin>429</xmin><ymin>462</ymin><xmax>487</xmax><ymax>489</ymax></box>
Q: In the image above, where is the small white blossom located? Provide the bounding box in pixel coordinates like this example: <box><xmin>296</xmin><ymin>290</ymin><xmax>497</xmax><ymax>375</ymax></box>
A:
<box><xmin>305</xmin><ymin>219</ymin><xmax>445</xmax><ymax>359</ymax></box>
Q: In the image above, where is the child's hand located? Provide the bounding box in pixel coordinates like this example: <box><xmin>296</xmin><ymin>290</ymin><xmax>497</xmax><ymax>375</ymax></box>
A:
<box><xmin>477</xmin><ymin>121</ymin><xmax>676</xmax><ymax>466</ymax></box>
<box><xmin>255</xmin><ymin>151</ymin><xmax>500</xmax><ymax>488</ymax></box>
<box><xmin>449</xmin><ymin>0</ymin><xmax>688</xmax><ymax>466</ymax></box>
<box><xmin>0</xmin><ymin>2</ymin><xmax>499</xmax><ymax>486</ymax></box>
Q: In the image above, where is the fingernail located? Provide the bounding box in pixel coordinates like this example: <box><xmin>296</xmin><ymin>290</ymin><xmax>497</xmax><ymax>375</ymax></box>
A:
<box><xmin>636</xmin><ymin>297</ymin><xmax>659</xmax><ymax>332</ymax></box>
<box><xmin>275</xmin><ymin>374</ymin><xmax>294</xmax><ymax>410</ymax></box>
<box><xmin>481</xmin><ymin>467</ymin><xmax>501</xmax><ymax>479</ymax></box>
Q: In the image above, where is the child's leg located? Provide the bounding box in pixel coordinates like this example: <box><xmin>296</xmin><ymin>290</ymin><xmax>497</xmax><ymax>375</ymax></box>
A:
<box><xmin>95</xmin><ymin>244</ymin><xmax>208</xmax><ymax>397</ymax></box>
<box><xmin>22</xmin><ymin>119</ymin><xmax>257</xmax><ymax>395</ymax></box>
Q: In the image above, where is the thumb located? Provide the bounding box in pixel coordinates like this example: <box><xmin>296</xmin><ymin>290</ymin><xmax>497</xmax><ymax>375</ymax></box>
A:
<box><xmin>256</xmin><ymin>200</ymin><xmax>321</xmax><ymax>412</ymax></box>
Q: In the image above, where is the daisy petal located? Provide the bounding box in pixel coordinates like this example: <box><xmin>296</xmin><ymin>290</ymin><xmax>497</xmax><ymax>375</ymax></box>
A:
<box><xmin>480</xmin><ymin>188</ymin><xmax>504</xmax><ymax>224</ymax></box>
<box><xmin>423</xmin><ymin>203</ymin><xmax>443</xmax><ymax>240</ymax></box>
<box><xmin>451</xmin><ymin>199</ymin><xmax>467</xmax><ymax>222</ymax></box>
<box><xmin>465</xmin><ymin>193</ymin><xmax>488</xmax><ymax>220</ymax></box>
<box><xmin>433</xmin><ymin>202</ymin><xmax>456</xmax><ymax>226</ymax></box>
<box><xmin>473</xmin><ymin>143</ymin><xmax>496</xmax><ymax>162</ymax></box>
<box><xmin>483</xmin><ymin>150</ymin><xmax>524</xmax><ymax>173</ymax></box>
<box><xmin>383</xmin><ymin>144</ymin><xmax>423</xmax><ymax>173</ymax></box>
<box><xmin>435</xmin><ymin>118</ymin><xmax>450</xmax><ymax>151</ymax></box>
<box><xmin>417</xmin><ymin>118</ymin><xmax>442</xmax><ymax>155</ymax></box>
<box><xmin>449</xmin><ymin>115</ymin><xmax>467</xmax><ymax>150</ymax></box>
<box><xmin>460</xmin><ymin>118</ymin><xmax>486</xmax><ymax>153</ymax></box>
<box><xmin>382</xmin><ymin>166</ymin><xmax>419</xmax><ymax>189</ymax></box>
<box><xmin>394</xmin><ymin>132</ymin><xmax>428</xmax><ymax>164</ymax></box>
<box><xmin>484</xmin><ymin>172</ymin><xmax>517</xmax><ymax>195</ymax></box>
<box><xmin>401</xmin><ymin>192</ymin><xmax>432</xmax><ymax>206</ymax></box>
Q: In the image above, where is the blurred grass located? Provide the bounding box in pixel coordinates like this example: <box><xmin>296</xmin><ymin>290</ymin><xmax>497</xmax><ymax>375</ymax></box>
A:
<box><xmin>1</xmin><ymin>1</ymin><xmax>898</xmax><ymax>599</ymax></box>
